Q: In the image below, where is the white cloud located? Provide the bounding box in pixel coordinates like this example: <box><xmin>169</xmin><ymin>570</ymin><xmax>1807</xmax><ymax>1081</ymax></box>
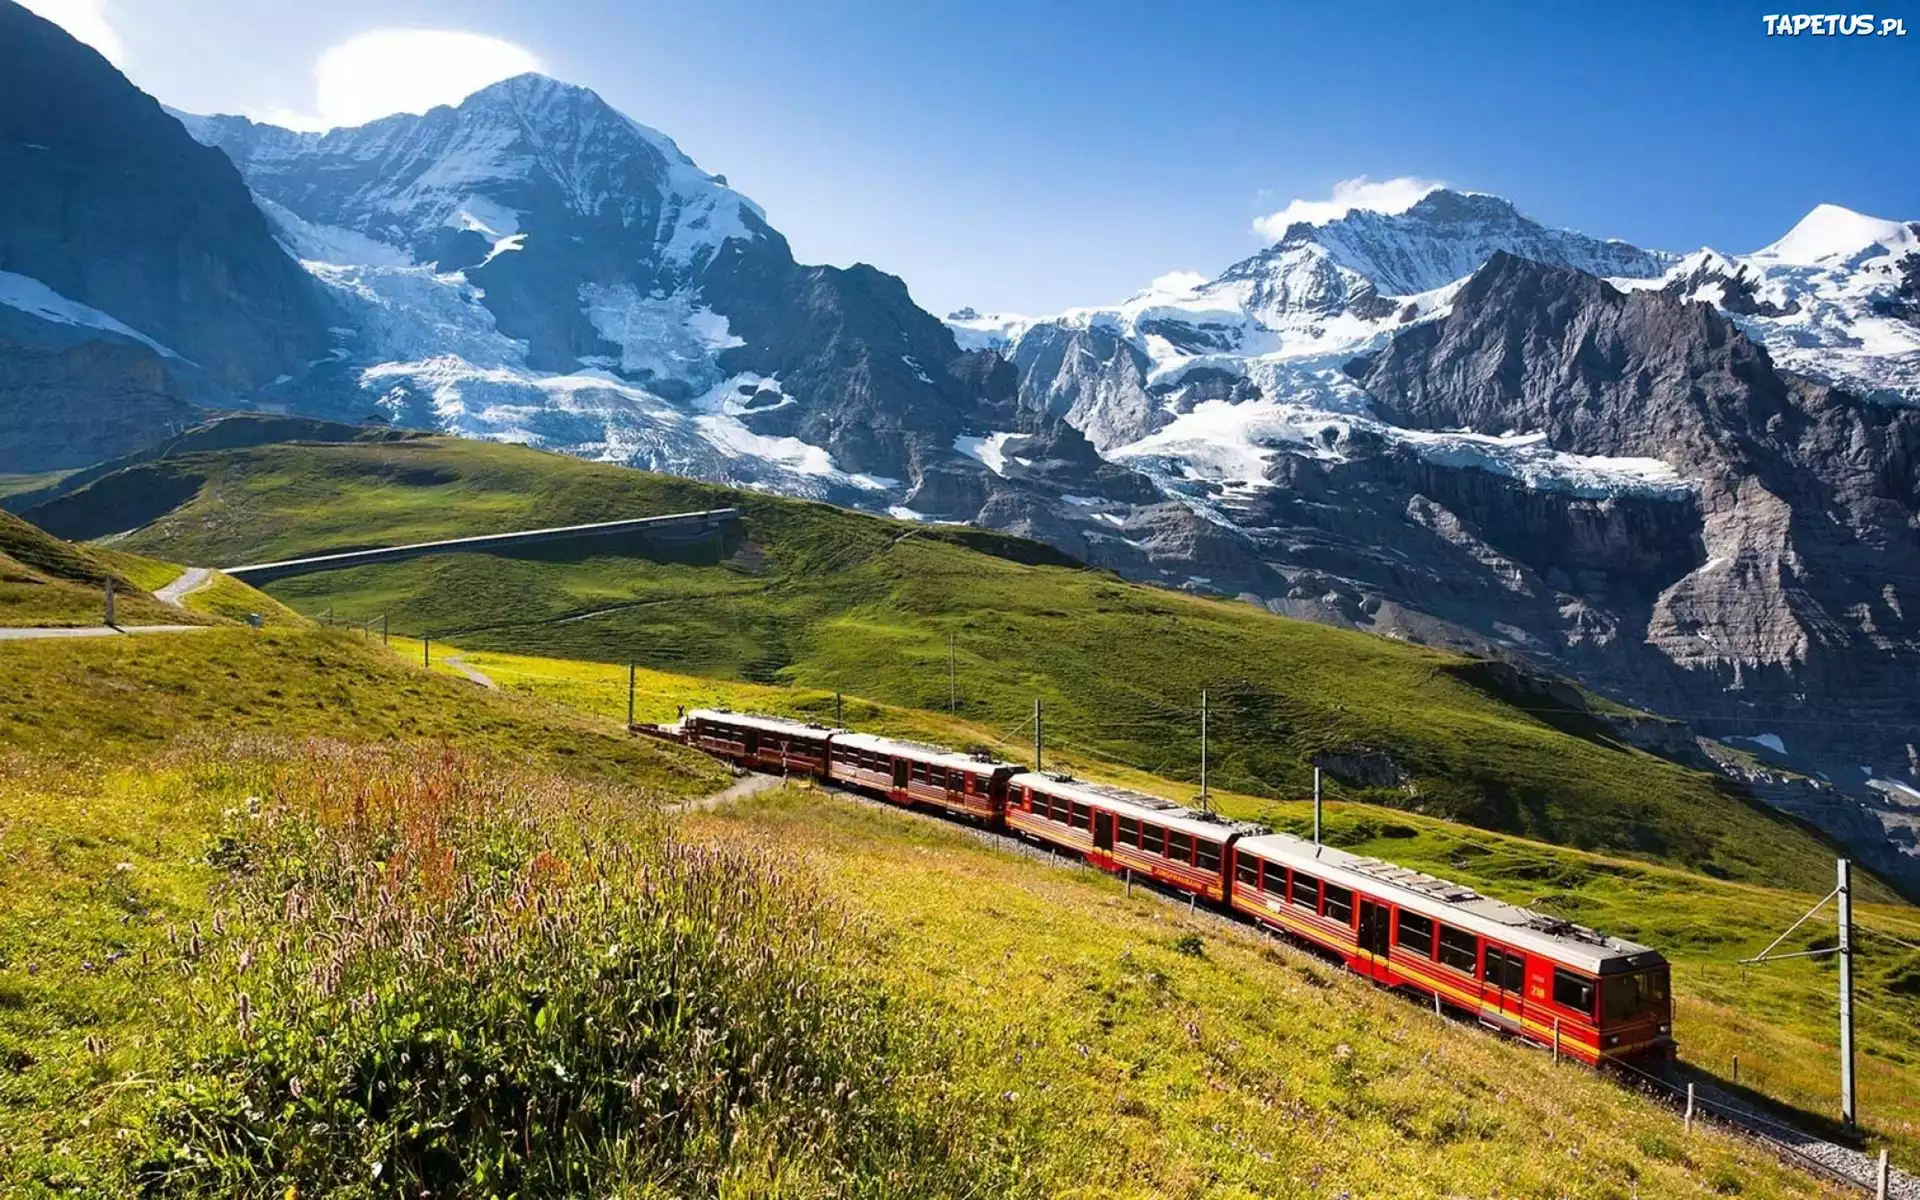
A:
<box><xmin>1253</xmin><ymin>176</ymin><xmax>1445</xmax><ymax>240</ymax></box>
<box><xmin>18</xmin><ymin>0</ymin><xmax>124</xmax><ymax>65</ymax></box>
<box><xmin>252</xmin><ymin>28</ymin><xmax>544</xmax><ymax>132</ymax></box>
<box><xmin>1144</xmin><ymin>270</ymin><xmax>1208</xmax><ymax>296</ymax></box>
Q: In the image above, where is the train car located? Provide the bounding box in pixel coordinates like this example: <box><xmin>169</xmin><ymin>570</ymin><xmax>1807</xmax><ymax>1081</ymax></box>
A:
<box><xmin>681</xmin><ymin>709</ymin><xmax>842</xmax><ymax>777</ymax></box>
<box><xmin>1230</xmin><ymin>832</ymin><xmax>1673</xmax><ymax>1065</ymax></box>
<box><xmin>1007</xmin><ymin>772</ymin><xmax>1259</xmax><ymax>903</ymax></box>
<box><xmin>826</xmin><ymin>733</ymin><xmax>1019</xmax><ymax>822</ymax></box>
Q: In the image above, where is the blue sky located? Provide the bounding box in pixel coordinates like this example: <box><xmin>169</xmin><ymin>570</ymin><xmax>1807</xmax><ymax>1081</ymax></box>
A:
<box><xmin>31</xmin><ymin>0</ymin><xmax>1919</xmax><ymax>316</ymax></box>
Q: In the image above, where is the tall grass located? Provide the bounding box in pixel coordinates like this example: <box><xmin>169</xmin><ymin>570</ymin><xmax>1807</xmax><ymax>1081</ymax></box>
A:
<box><xmin>137</xmin><ymin>744</ymin><xmax>1018</xmax><ymax>1198</ymax></box>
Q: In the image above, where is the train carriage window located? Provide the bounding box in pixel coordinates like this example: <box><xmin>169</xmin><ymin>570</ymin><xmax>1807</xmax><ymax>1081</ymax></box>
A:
<box><xmin>1195</xmin><ymin>840</ymin><xmax>1221</xmax><ymax>873</ymax></box>
<box><xmin>1484</xmin><ymin>946</ymin><xmax>1525</xmax><ymax>992</ymax></box>
<box><xmin>1291</xmin><ymin>872</ymin><xmax>1320</xmax><ymax>911</ymax></box>
<box><xmin>1118</xmin><ymin>816</ymin><xmax>1139</xmax><ymax>846</ymax></box>
<box><xmin>1395</xmin><ymin>911</ymin><xmax>1434</xmax><ymax>958</ymax></box>
<box><xmin>1322</xmin><ymin>883</ymin><xmax>1354</xmax><ymax>925</ymax></box>
<box><xmin>1235</xmin><ymin>854</ymin><xmax>1260</xmax><ymax>887</ymax></box>
<box><xmin>911</xmin><ymin>762</ymin><xmax>928</xmax><ymax>783</ymax></box>
<box><xmin>1069</xmin><ymin>802</ymin><xmax>1092</xmax><ymax>831</ymax></box>
<box><xmin>1052</xmin><ymin>796</ymin><xmax>1072</xmax><ymax>824</ymax></box>
<box><xmin>1165</xmin><ymin>830</ymin><xmax>1192</xmax><ymax>863</ymax></box>
<box><xmin>1437</xmin><ymin>925</ymin><xmax>1477</xmax><ymax>973</ymax></box>
<box><xmin>1264</xmin><ymin>863</ymin><xmax>1287</xmax><ymax>896</ymax></box>
<box><xmin>1552</xmin><ymin>968</ymin><xmax>1596</xmax><ymax>1017</ymax></box>
<box><xmin>1140</xmin><ymin>824</ymin><xmax>1165</xmax><ymax>854</ymax></box>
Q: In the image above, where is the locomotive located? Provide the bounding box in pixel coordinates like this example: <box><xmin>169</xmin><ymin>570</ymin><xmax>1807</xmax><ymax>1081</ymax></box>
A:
<box><xmin>656</xmin><ymin>707</ymin><xmax>1675</xmax><ymax>1066</ymax></box>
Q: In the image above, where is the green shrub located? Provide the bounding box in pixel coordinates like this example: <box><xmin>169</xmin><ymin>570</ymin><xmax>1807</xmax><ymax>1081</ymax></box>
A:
<box><xmin>136</xmin><ymin>744</ymin><xmax>1016</xmax><ymax>1198</ymax></box>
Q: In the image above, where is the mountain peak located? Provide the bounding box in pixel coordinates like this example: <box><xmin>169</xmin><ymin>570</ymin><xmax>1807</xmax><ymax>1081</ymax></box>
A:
<box><xmin>1231</xmin><ymin>189</ymin><xmax>1672</xmax><ymax>300</ymax></box>
<box><xmin>1752</xmin><ymin>202</ymin><xmax>1916</xmax><ymax>266</ymax></box>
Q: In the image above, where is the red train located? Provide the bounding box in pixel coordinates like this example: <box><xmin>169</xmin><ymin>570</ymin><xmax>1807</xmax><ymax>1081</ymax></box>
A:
<box><xmin>658</xmin><ymin>708</ymin><xmax>1674</xmax><ymax>1066</ymax></box>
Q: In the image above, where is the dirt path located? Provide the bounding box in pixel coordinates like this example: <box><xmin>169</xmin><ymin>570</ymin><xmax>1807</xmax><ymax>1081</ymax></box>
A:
<box><xmin>0</xmin><ymin>624</ymin><xmax>211</xmax><ymax>641</ymax></box>
<box><xmin>666</xmin><ymin>770</ymin><xmax>785</xmax><ymax>815</ymax></box>
<box><xmin>154</xmin><ymin>566</ymin><xmax>214</xmax><ymax>607</ymax></box>
<box><xmin>441</xmin><ymin>654</ymin><xmax>499</xmax><ymax>689</ymax></box>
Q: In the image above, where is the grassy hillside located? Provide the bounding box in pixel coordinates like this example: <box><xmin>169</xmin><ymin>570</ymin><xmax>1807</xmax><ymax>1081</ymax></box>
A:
<box><xmin>0</xmin><ymin>628</ymin><xmax>724</xmax><ymax>791</ymax></box>
<box><xmin>695</xmin><ymin>788</ymin><xmax>1862</xmax><ymax>1198</ymax></box>
<box><xmin>406</xmin><ymin>637</ymin><xmax>1920</xmax><ymax>1160</ymax></box>
<box><xmin>0</xmin><ymin>628</ymin><xmax>1866</xmax><ymax>1196</ymax></box>
<box><xmin>0</xmin><ymin>509</ymin><xmax>211</xmax><ymax>628</ymax></box>
<box><xmin>42</xmin><ymin>435</ymin><xmax>1878</xmax><ymax>897</ymax></box>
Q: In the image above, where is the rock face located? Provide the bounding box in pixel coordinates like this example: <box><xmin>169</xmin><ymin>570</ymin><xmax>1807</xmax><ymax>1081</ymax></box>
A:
<box><xmin>0</xmin><ymin>1</ymin><xmax>328</xmax><ymax>469</ymax></box>
<box><xmin>1345</xmin><ymin>253</ymin><xmax>1920</xmax><ymax>858</ymax></box>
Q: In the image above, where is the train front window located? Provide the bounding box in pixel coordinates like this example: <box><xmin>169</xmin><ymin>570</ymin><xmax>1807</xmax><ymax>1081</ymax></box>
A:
<box><xmin>1602</xmin><ymin>969</ymin><xmax>1669</xmax><ymax>1022</ymax></box>
<box><xmin>1552</xmin><ymin>968</ymin><xmax>1596</xmax><ymax>1018</ymax></box>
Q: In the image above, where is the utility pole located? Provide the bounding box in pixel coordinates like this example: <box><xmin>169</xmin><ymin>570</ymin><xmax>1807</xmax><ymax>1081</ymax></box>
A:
<box><xmin>834</xmin><ymin>691</ymin><xmax>843</xmax><ymax>727</ymax></box>
<box><xmin>949</xmin><ymin>633</ymin><xmax>956</xmax><ymax>714</ymax></box>
<box><xmin>1313</xmin><ymin>766</ymin><xmax>1323</xmax><ymax>844</ymax></box>
<box><xmin>104</xmin><ymin>578</ymin><xmax>116</xmax><ymax>628</ymax></box>
<box><xmin>423</xmin><ymin>636</ymin><xmax>430</xmax><ymax>668</ymax></box>
<box><xmin>1199</xmin><ymin>689</ymin><xmax>1209</xmax><ymax>813</ymax></box>
<box><xmin>1033</xmin><ymin>698</ymin><xmax>1043</xmax><ymax>772</ymax></box>
<box><xmin>1839</xmin><ymin>857</ymin><xmax>1856</xmax><ymax>1126</ymax></box>
<box><xmin>627</xmin><ymin>662</ymin><xmax>636</xmax><ymax>728</ymax></box>
<box><xmin>1740</xmin><ymin>856</ymin><xmax>1860</xmax><ymax>1126</ymax></box>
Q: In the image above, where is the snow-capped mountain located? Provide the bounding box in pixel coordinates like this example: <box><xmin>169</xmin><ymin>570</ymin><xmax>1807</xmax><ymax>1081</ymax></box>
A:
<box><xmin>950</xmin><ymin>192</ymin><xmax>1920</xmax><ymax>886</ymax></box>
<box><xmin>176</xmin><ymin>74</ymin><xmax>1088</xmax><ymax>515</ymax></box>
<box><xmin>1620</xmin><ymin>203</ymin><xmax>1920</xmax><ymax>405</ymax></box>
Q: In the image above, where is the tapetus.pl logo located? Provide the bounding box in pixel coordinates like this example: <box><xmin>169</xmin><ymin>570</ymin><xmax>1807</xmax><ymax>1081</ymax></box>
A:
<box><xmin>1761</xmin><ymin>12</ymin><xmax>1907</xmax><ymax>34</ymax></box>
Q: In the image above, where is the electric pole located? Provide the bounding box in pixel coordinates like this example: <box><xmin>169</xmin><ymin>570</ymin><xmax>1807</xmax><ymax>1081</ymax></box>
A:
<box><xmin>1739</xmin><ymin>856</ymin><xmax>1860</xmax><ymax>1126</ymax></box>
<box><xmin>834</xmin><ymin>691</ymin><xmax>842</xmax><ymax>726</ymax></box>
<box><xmin>949</xmin><ymin>633</ymin><xmax>956</xmax><ymax>714</ymax></box>
<box><xmin>627</xmin><ymin>662</ymin><xmax>636</xmax><ymax>728</ymax></box>
<box><xmin>1313</xmin><ymin>766</ymin><xmax>1323</xmax><ymax>844</ymax></box>
<box><xmin>1839</xmin><ymin>857</ymin><xmax>1856</xmax><ymax>1126</ymax></box>
<box><xmin>1033</xmin><ymin>697</ymin><xmax>1043</xmax><ymax>772</ymax></box>
<box><xmin>1199</xmin><ymin>689</ymin><xmax>1209</xmax><ymax>813</ymax></box>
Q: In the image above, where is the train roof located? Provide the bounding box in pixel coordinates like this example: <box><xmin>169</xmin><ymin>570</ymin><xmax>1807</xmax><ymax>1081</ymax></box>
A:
<box><xmin>1008</xmin><ymin>772</ymin><xmax>1264</xmax><ymax>843</ymax></box>
<box><xmin>833</xmin><ymin>732</ymin><xmax>1020</xmax><ymax>775</ymax></box>
<box><xmin>686</xmin><ymin>709</ymin><xmax>844</xmax><ymax>739</ymax></box>
<box><xmin>1235</xmin><ymin>831</ymin><xmax>1662</xmax><ymax>974</ymax></box>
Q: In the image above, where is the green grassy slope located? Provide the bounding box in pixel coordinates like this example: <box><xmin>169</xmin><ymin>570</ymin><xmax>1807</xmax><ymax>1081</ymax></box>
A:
<box><xmin>45</xmin><ymin>436</ymin><xmax>1876</xmax><ymax>896</ymax></box>
<box><xmin>0</xmin><ymin>632</ymin><xmax>1851</xmax><ymax>1197</ymax></box>
<box><xmin>0</xmin><ymin>509</ymin><xmax>213</xmax><ymax>628</ymax></box>
<box><xmin>0</xmin><ymin>628</ymin><xmax>726</xmax><ymax>792</ymax></box>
